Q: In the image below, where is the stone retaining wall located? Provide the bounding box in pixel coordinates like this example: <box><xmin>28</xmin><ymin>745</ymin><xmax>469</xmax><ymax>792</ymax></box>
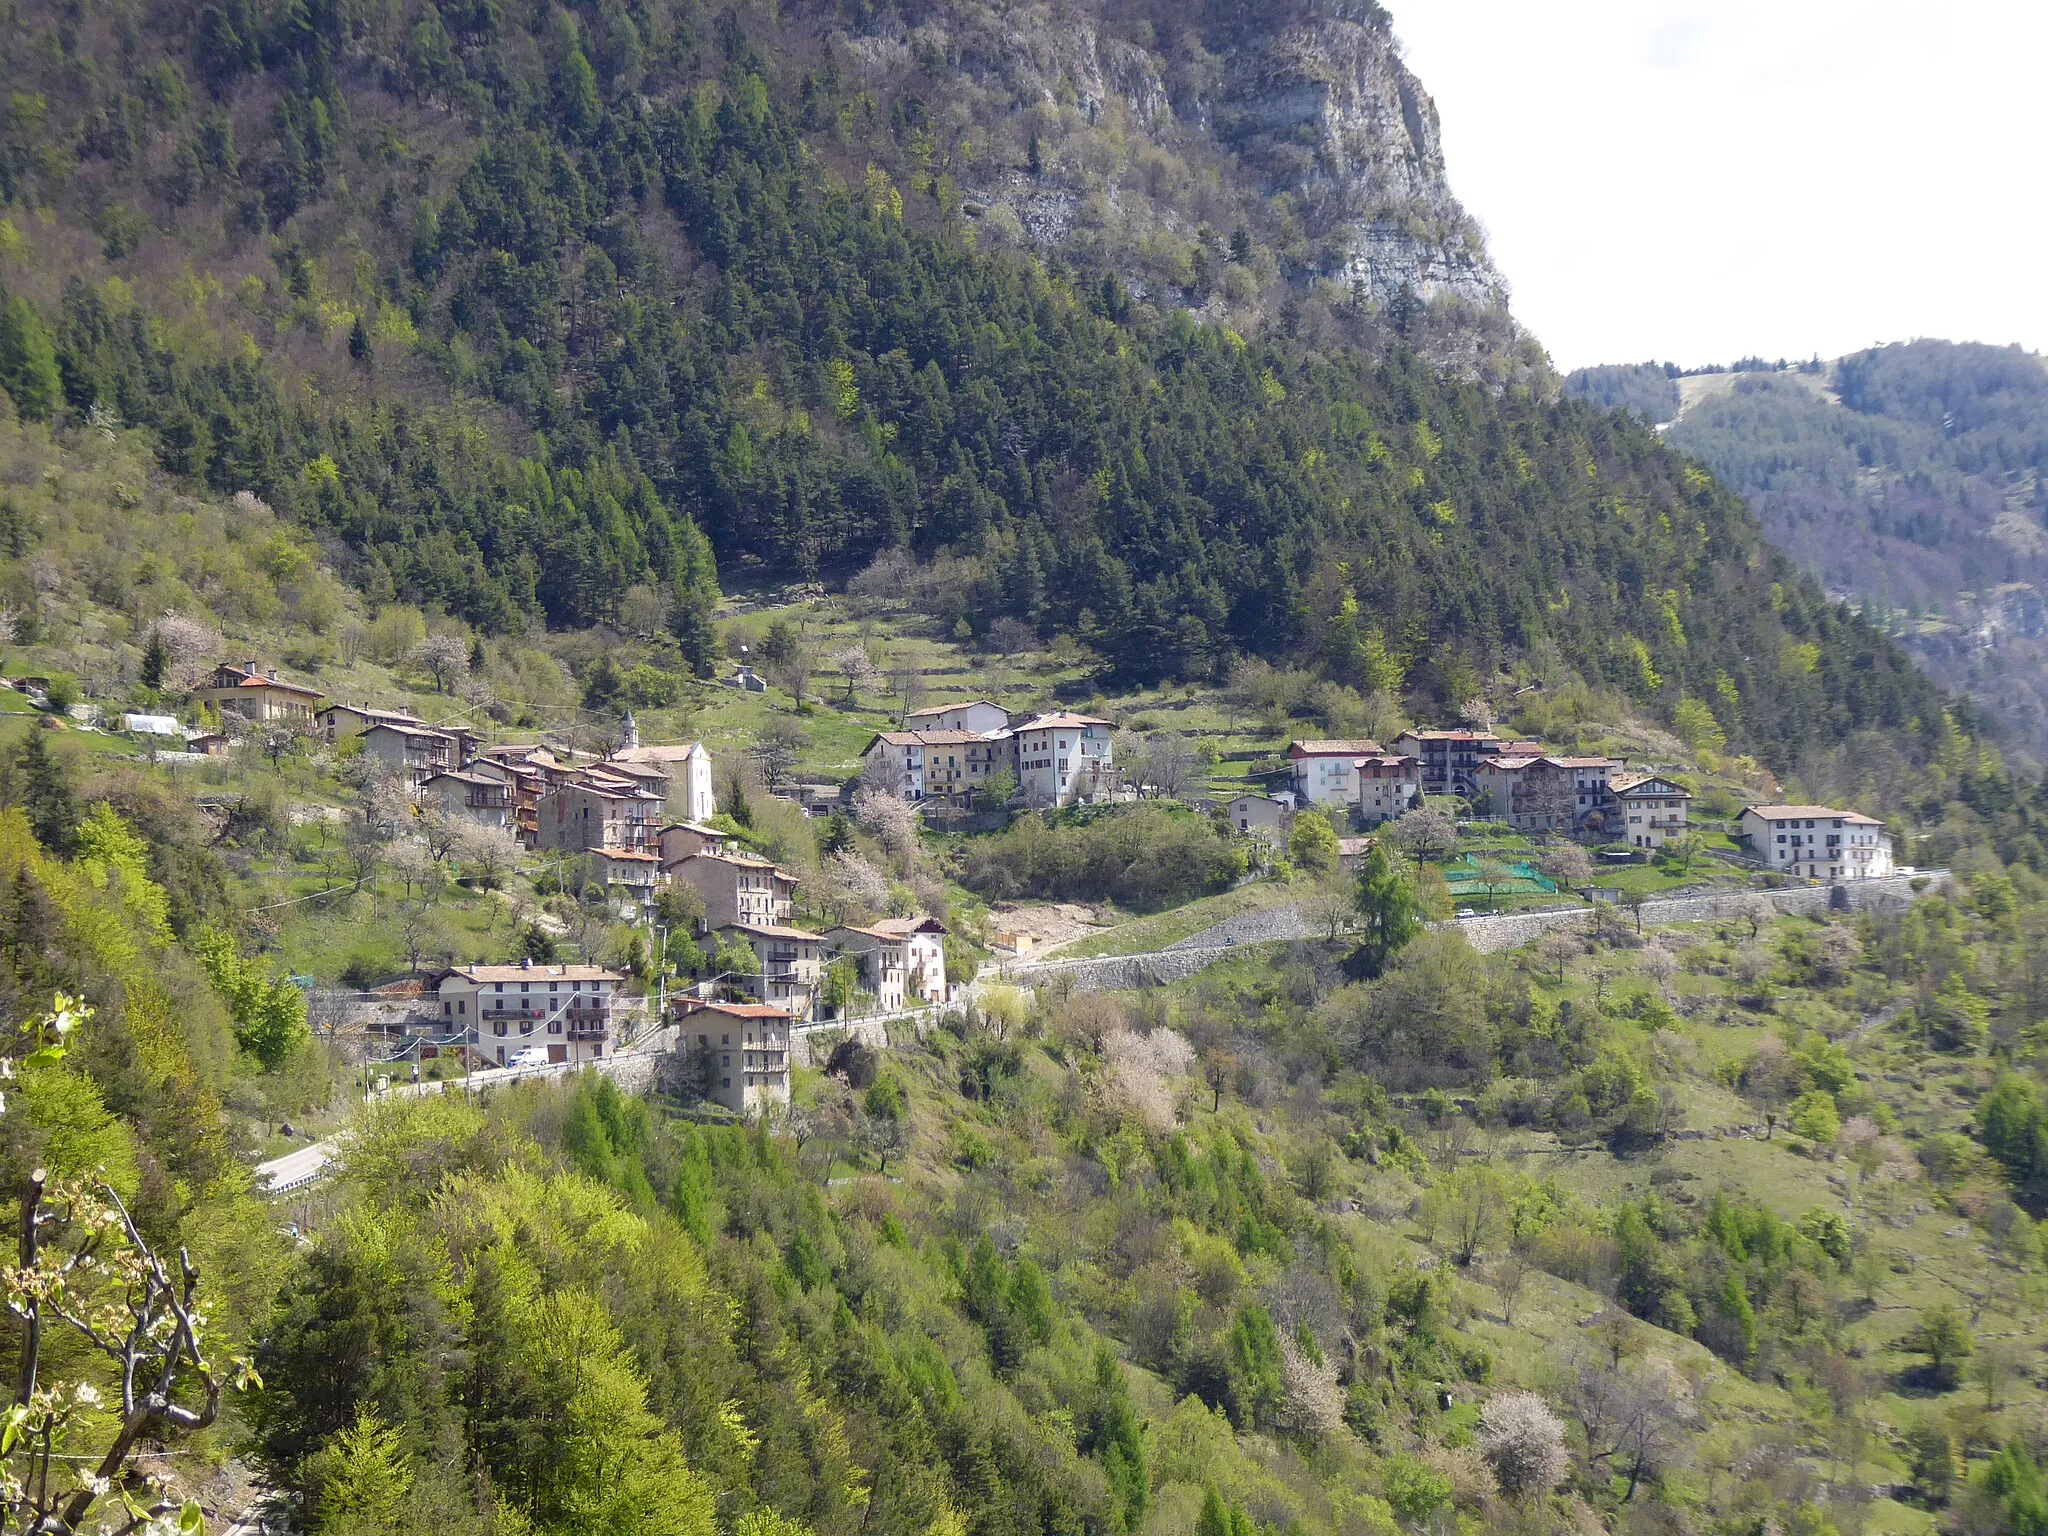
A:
<box><xmin>998</xmin><ymin>872</ymin><xmax>1948</xmax><ymax>991</ymax></box>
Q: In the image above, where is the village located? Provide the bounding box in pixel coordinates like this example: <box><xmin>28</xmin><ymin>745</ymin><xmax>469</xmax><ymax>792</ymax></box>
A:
<box><xmin>44</xmin><ymin>653</ymin><xmax>1898</xmax><ymax>1122</ymax></box>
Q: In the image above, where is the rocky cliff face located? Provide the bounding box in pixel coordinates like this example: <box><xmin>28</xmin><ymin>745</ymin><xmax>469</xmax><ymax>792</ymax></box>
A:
<box><xmin>825</xmin><ymin>0</ymin><xmax>1519</xmax><ymax>367</ymax></box>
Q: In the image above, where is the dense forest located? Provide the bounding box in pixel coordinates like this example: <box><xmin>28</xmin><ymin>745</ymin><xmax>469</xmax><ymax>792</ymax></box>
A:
<box><xmin>0</xmin><ymin>0</ymin><xmax>1961</xmax><ymax>769</ymax></box>
<box><xmin>1568</xmin><ymin>345</ymin><xmax>2048</xmax><ymax>754</ymax></box>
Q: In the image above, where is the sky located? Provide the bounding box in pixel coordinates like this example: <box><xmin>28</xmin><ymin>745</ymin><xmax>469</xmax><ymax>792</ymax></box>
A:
<box><xmin>1386</xmin><ymin>0</ymin><xmax>2048</xmax><ymax>371</ymax></box>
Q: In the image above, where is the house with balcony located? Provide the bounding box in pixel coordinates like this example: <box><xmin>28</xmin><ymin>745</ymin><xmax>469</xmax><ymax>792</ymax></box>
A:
<box><xmin>582</xmin><ymin>848</ymin><xmax>662</xmax><ymax>922</ymax></box>
<box><xmin>667</xmin><ymin>850</ymin><xmax>796</xmax><ymax>931</ymax></box>
<box><xmin>673</xmin><ymin>999</ymin><xmax>792</xmax><ymax>1116</ymax></box>
<box><xmin>535</xmin><ymin>777</ymin><xmax>662</xmax><ymax>855</ymax></box>
<box><xmin>360</xmin><ymin>720</ymin><xmax>458</xmax><ymax>792</ymax></box>
<box><xmin>434</xmin><ymin>960</ymin><xmax>621</xmax><ymax>1067</ymax></box>
<box><xmin>825</xmin><ymin>924</ymin><xmax>913</xmax><ymax>1013</ymax></box>
<box><xmin>871</xmin><ymin>916</ymin><xmax>948</xmax><ymax>1005</ymax></box>
<box><xmin>420</xmin><ymin>770</ymin><xmax>513</xmax><ymax>830</ymax></box>
<box><xmin>713</xmin><ymin>922</ymin><xmax>826</xmax><ymax>1020</ymax></box>
<box><xmin>861</xmin><ymin>729</ymin><xmax>1001</xmax><ymax>801</ymax></box>
<box><xmin>465</xmin><ymin>754</ymin><xmax>549</xmax><ymax>844</ymax></box>
<box><xmin>1354</xmin><ymin>754</ymin><xmax>1422</xmax><ymax>825</ymax></box>
<box><xmin>1611</xmin><ymin>773</ymin><xmax>1692</xmax><ymax>850</ymax></box>
<box><xmin>316</xmin><ymin>703</ymin><xmax>430</xmax><ymax>743</ymax></box>
<box><xmin>1738</xmin><ymin>805</ymin><xmax>1893</xmax><ymax>882</ymax></box>
<box><xmin>1393</xmin><ymin>728</ymin><xmax>1503</xmax><ymax>799</ymax></box>
<box><xmin>195</xmin><ymin>659</ymin><xmax>323</xmax><ymax>725</ymax></box>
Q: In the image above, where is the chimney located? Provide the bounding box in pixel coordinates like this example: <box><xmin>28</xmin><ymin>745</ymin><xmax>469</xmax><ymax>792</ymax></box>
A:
<box><xmin>521</xmin><ymin>956</ymin><xmax>533</xmax><ymax>970</ymax></box>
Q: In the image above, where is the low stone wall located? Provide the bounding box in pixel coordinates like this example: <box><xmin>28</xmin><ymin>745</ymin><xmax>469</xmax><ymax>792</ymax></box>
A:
<box><xmin>998</xmin><ymin>944</ymin><xmax>1249</xmax><ymax>993</ymax></box>
<box><xmin>1456</xmin><ymin>871</ymin><xmax>1943</xmax><ymax>953</ymax></box>
<box><xmin>996</xmin><ymin>872</ymin><xmax>1949</xmax><ymax>989</ymax></box>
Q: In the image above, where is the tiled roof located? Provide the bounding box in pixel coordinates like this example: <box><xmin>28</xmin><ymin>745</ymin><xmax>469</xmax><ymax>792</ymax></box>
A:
<box><xmin>1612</xmin><ymin>773</ymin><xmax>1690</xmax><ymax>795</ymax></box>
<box><xmin>1010</xmin><ymin>712</ymin><xmax>1111</xmax><ymax>730</ymax></box>
<box><xmin>829</xmin><ymin>923</ymin><xmax>909</xmax><ymax>942</ymax></box>
<box><xmin>905</xmin><ymin>699</ymin><xmax>1004</xmax><ymax>719</ymax></box>
<box><xmin>1288</xmin><ymin>739</ymin><xmax>1382</xmax><ymax>756</ymax></box>
<box><xmin>1743</xmin><ymin>804</ymin><xmax>1880</xmax><ymax>824</ymax></box>
<box><xmin>719</xmin><ymin>921</ymin><xmax>826</xmax><ymax>941</ymax></box>
<box><xmin>872</xmin><ymin>915</ymin><xmax>949</xmax><ymax>936</ymax></box>
<box><xmin>681</xmin><ymin>1000</ymin><xmax>793</xmax><ymax>1020</ymax></box>
<box><xmin>444</xmin><ymin>963</ymin><xmax>621</xmax><ymax>983</ymax></box>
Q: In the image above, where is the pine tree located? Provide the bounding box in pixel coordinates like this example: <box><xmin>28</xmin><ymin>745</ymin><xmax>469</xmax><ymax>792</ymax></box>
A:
<box><xmin>140</xmin><ymin>628</ymin><xmax>169</xmax><ymax>690</ymax></box>
<box><xmin>0</xmin><ymin>296</ymin><xmax>62</xmax><ymax>422</ymax></box>
<box><xmin>19</xmin><ymin>730</ymin><xmax>77</xmax><ymax>855</ymax></box>
<box><xmin>348</xmin><ymin>313</ymin><xmax>372</xmax><ymax>365</ymax></box>
<box><xmin>1352</xmin><ymin>845</ymin><xmax>1423</xmax><ymax>976</ymax></box>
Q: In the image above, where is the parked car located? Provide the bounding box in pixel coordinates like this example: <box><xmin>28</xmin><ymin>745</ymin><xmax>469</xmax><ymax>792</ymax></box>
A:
<box><xmin>507</xmin><ymin>1045</ymin><xmax>551</xmax><ymax>1070</ymax></box>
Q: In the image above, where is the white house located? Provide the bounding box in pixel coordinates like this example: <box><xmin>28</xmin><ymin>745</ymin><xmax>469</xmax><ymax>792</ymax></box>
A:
<box><xmin>1228</xmin><ymin>792</ymin><xmax>1291</xmax><ymax>841</ymax></box>
<box><xmin>1611</xmin><ymin>773</ymin><xmax>1691</xmax><ymax>850</ymax></box>
<box><xmin>903</xmin><ymin>699</ymin><xmax>1011</xmax><ymax>735</ymax></box>
<box><xmin>618</xmin><ymin>741</ymin><xmax>716</xmax><ymax>825</ymax></box>
<box><xmin>873</xmin><ymin>915</ymin><xmax>948</xmax><ymax>1004</ymax></box>
<box><xmin>435</xmin><ymin>961</ymin><xmax>621</xmax><ymax>1067</ymax></box>
<box><xmin>1009</xmin><ymin>712</ymin><xmax>1114</xmax><ymax>806</ymax></box>
<box><xmin>675</xmin><ymin>999</ymin><xmax>791</xmax><ymax>1115</ymax></box>
<box><xmin>1738</xmin><ymin>805</ymin><xmax>1893</xmax><ymax>881</ymax></box>
<box><xmin>1286</xmin><ymin>740</ymin><xmax>1382</xmax><ymax>809</ymax></box>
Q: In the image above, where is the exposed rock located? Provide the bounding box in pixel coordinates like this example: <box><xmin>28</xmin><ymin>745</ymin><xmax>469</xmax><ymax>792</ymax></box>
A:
<box><xmin>827</xmin><ymin>0</ymin><xmax>1515</xmax><ymax>362</ymax></box>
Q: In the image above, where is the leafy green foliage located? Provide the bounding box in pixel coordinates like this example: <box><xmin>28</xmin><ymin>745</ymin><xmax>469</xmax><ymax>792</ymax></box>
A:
<box><xmin>192</xmin><ymin>923</ymin><xmax>310</xmax><ymax>1069</ymax></box>
<box><xmin>954</xmin><ymin>805</ymin><xmax>1246</xmax><ymax>911</ymax></box>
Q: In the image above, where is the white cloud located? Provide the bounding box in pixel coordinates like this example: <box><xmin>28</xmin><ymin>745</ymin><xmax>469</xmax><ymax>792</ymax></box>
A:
<box><xmin>1387</xmin><ymin>0</ymin><xmax>2048</xmax><ymax>369</ymax></box>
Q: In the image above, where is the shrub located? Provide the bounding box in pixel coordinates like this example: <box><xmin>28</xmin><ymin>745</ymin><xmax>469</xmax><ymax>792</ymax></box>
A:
<box><xmin>1478</xmin><ymin>1391</ymin><xmax>1568</xmax><ymax>1498</ymax></box>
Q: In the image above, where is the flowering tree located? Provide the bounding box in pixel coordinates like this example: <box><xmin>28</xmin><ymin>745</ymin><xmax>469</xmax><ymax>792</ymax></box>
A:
<box><xmin>1</xmin><ymin>996</ymin><xmax>250</xmax><ymax>1535</ymax></box>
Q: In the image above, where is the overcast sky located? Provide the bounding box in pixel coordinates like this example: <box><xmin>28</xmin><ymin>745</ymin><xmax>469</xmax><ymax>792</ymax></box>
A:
<box><xmin>1387</xmin><ymin>0</ymin><xmax>2048</xmax><ymax>371</ymax></box>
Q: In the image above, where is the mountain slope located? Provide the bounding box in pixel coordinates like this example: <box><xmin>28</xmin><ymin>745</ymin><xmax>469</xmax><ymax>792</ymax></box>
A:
<box><xmin>1567</xmin><ymin>345</ymin><xmax>2048</xmax><ymax>752</ymax></box>
<box><xmin>0</xmin><ymin>0</ymin><xmax>1957</xmax><ymax>773</ymax></box>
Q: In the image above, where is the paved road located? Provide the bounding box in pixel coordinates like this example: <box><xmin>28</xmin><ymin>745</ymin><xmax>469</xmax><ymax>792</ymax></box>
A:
<box><xmin>254</xmin><ymin>1030</ymin><xmax>676</xmax><ymax>1194</ymax></box>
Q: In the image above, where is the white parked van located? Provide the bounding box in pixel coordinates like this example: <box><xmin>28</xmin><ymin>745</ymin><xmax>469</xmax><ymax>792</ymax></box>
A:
<box><xmin>507</xmin><ymin>1046</ymin><xmax>551</xmax><ymax>1070</ymax></box>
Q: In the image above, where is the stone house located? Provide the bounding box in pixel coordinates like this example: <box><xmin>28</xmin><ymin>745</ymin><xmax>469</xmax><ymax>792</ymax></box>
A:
<box><xmin>535</xmin><ymin>777</ymin><xmax>662</xmax><ymax>854</ymax></box>
<box><xmin>713</xmin><ymin>922</ymin><xmax>826</xmax><ymax>1020</ymax></box>
<box><xmin>674</xmin><ymin>999</ymin><xmax>791</xmax><ymax>1116</ymax></box>
<box><xmin>420</xmin><ymin>770</ymin><xmax>514</xmax><ymax>830</ymax></box>
<box><xmin>667</xmin><ymin>850</ymin><xmax>796</xmax><ymax>931</ymax></box>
